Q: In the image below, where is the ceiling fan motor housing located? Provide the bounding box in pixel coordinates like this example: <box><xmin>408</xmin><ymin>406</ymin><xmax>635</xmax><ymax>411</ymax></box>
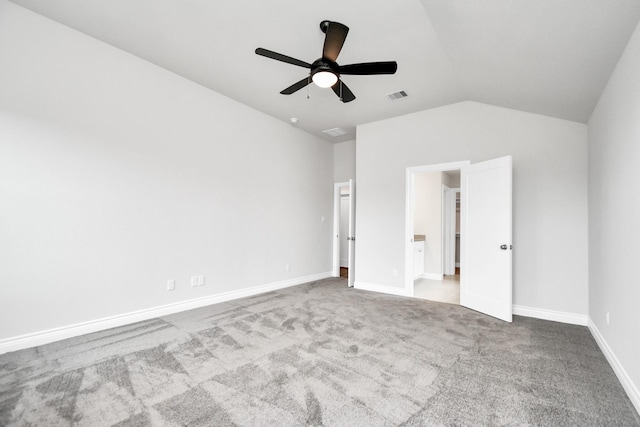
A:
<box><xmin>311</xmin><ymin>58</ymin><xmax>339</xmax><ymax>79</ymax></box>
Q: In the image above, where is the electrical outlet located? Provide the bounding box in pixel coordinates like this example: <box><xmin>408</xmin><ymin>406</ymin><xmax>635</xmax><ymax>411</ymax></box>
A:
<box><xmin>285</xmin><ymin>264</ymin><xmax>290</xmax><ymax>272</ymax></box>
<box><xmin>167</xmin><ymin>280</ymin><xmax>175</xmax><ymax>291</ymax></box>
<box><xmin>606</xmin><ymin>311</ymin><xmax>610</xmax><ymax>326</ymax></box>
<box><xmin>191</xmin><ymin>276</ymin><xmax>198</xmax><ymax>287</ymax></box>
<box><xmin>198</xmin><ymin>275</ymin><xmax>205</xmax><ymax>286</ymax></box>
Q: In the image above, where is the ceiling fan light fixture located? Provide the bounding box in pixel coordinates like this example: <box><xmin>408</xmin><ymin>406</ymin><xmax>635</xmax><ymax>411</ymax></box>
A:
<box><xmin>312</xmin><ymin>70</ymin><xmax>338</xmax><ymax>88</ymax></box>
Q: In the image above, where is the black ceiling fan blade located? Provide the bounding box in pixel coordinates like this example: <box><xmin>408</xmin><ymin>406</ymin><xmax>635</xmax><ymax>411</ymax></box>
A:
<box><xmin>322</xmin><ymin>21</ymin><xmax>349</xmax><ymax>62</ymax></box>
<box><xmin>255</xmin><ymin>48</ymin><xmax>311</xmax><ymax>69</ymax></box>
<box><xmin>280</xmin><ymin>76</ymin><xmax>311</xmax><ymax>95</ymax></box>
<box><xmin>332</xmin><ymin>80</ymin><xmax>356</xmax><ymax>103</ymax></box>
<box><xmin>338</xmin><ymin>61</ymin><xmax>398</xmax><ymax>75</ymax></box>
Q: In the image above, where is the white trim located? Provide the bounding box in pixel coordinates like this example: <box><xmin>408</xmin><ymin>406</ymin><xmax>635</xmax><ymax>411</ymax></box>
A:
<box><xmin>512</xmin><ymin>305</ymin><xmax>587</xmax><ymax>326</ymax></box>
<box><xmin>354</xmin><ymin>281</ymin><xmax>413</xmax><ymax>297</ymax></box>
<box><xmin>588</xmin><ymin>318</ymin><xmax>640</xmax><ymax>415</ymax></box>
<box><xmin>420</xmin><ymin>273</ymin><xmax>444</xmax><ymax>281</ymax></box>
<box><xmin>0</xmin><ymin>271</ymin><xmax>333</xmax><ymax>355</ymax></box>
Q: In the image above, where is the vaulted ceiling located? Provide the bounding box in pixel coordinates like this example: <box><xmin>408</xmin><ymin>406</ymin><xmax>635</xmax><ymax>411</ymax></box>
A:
<box><xmin>9</xmin><ymin>0</ymin><xmax>640</xmax><ymax>142</ymax></box>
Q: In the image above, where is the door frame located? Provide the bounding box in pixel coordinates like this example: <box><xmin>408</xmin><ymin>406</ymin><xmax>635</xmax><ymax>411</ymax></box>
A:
<box><xmin>405</xmin><ymin>161</ymin><xmax>470</xmax><ymax>295</ymax></box>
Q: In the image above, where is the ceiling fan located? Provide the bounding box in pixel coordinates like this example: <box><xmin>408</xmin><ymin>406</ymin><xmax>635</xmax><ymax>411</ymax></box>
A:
<box><xmin>255</xmin><ymin>20</ymin><xmax>398</xmax><ymax>103</ymax></box>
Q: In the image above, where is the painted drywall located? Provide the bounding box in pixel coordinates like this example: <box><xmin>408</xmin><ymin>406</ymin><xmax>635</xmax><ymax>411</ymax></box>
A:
<box><xmin>444</xmin><ymin>171</ymin><xmax>461</xmax><ymax>188</ymax></box>
<box><xmin>356</xmin><ymin>101</ymin><xmax>588</xmax><ymax>315</ymax></box>
<box><xmin>333</xmin><ymin>139</ymin><xmax>356</xmax><ymax>183</ymax></box>
<box><xmin>0</xmin><ymin>1</ymin><xmax>333</xmax><ymax>341</ymax></box>
<box><xmin>413</xmin><ymin>172</ymin><xmax>442</xmax><ymax>276</ymax></box>
<box><xmin>588</xmin><ymin>18</ymin><xmax>640</xmax><ymax>406</ymax></box>
<box><xmin>334</xmin><ymin>140</ymin><xmax>355</xmax><ymax>270</ymax></box>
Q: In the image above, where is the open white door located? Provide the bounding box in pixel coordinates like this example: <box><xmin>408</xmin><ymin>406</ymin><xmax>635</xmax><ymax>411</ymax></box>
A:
<box><xmin>460</xmin><ymin>156</ymin><xmax>512</xmax><ymax>322</ymax></box>
<box><xmin>348</xmin><ymin>179</ymin><xmax>356</xmax><ymax>287</ymax></box>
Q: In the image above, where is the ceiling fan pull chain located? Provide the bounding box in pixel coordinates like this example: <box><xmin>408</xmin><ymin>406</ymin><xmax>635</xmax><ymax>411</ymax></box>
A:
<box><xmin>307</xmin><ymin>75</ymin><xmax>311</xmax><ymax>99</ymax></box>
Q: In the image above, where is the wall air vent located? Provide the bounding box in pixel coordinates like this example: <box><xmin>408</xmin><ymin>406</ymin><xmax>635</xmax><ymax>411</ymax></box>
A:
<box><xmin>322</xmin><ymin>127</ymin><xmax>348</xmax><ymax>137</ymax></box>
<box><xmin>387</xmin><ymin>90</ymin><xmax>408</xmax><ymax>100</ymax></box>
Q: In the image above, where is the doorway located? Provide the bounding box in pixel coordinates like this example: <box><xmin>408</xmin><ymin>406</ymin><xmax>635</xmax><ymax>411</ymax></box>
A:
<box><xmin>410</xmin><ymin>169</ymin><xmax>462</xmax><ymax>305</ymax></box>
<box><xmin>405</xmin><ymin>157</ymin><xmax>513</xmax><ymax>322</ymax></box>
<box><xmin>333</xmin><ymin>180</ymin><xmax>355</xmax><ymax>286</ymax></box>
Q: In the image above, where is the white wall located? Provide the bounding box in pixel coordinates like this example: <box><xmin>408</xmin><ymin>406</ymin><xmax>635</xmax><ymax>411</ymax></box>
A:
<box><xmin>0</xmin><ymin>1</ymin><xmax>333</xmax><ymax>342</ymax></box>
<box><xmin>413</xmin><ymin>172</ymin><xmax>442</xmax><ymax>276</ymax></box>
<box><xmin>333</xmin><ymin>139</ymin><xmax>356</xmax><ymax>183</ymax></box>
<box><xmin>588</xmin><ymin>18</ymin><xmax>640</xmax><ymax>410</ymax></box>
<box><xmin>443</xmin><ymin>171</ymin><xmax>460</xmax><ymax>189</ymax></box>
<box><xmin>356</xmin><ymin>101</ymin><xmax>588</xmax><ymax>315</ymax></box>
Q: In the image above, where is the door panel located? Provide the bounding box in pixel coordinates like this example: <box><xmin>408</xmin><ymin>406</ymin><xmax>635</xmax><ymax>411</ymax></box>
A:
<box><xmin>461</xmin><ymin>156</ymin><xmax>512</xmax><ymax>322</ymax></box>
<box><xmin>348</xmin><ymin>179</ymin><xmax>356</xmax><ymax>287</ymax></box>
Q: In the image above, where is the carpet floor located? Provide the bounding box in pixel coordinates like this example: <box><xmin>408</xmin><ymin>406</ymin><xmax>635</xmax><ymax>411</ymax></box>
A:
<box><xmin>1</xmin><ymin>278</ymin><xmax>638</xmax><ymax>426</ymax></box>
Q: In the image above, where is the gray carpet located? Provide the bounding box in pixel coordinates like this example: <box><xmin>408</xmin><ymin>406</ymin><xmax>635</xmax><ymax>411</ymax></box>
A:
<box><xmin>1</xmin><ymin>277</ymin><xmax>638</xmax><ymax>426</ymax></box>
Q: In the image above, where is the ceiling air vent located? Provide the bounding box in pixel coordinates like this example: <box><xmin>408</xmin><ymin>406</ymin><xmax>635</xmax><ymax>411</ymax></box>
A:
<box><xmin>387</xmin><ymin>90</ymin><xmax>408</xmax><ymax>100</ymax></box>
<box><xmin>323</xmin><ymin>127</ymin><xmax>348</xmax><ymax>137</ymax></box>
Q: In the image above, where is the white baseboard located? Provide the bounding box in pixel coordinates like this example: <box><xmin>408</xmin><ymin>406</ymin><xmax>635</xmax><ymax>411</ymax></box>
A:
<box><xmin>455</xmin><ymin>262</ymin><xmax>460</xmax><ymax>268</ymax></box>
<box><xmin>512</xmin><ymin>305</ymin><xmax>588</xmax><ymax>326</ymax></box>
<box><xmin>353</xmin><ymin>281</ymin><xmax>412</xmax><ymax>297</ymax></box>
<box><xmin>588</xmin><ymin>318</ymin><xmax>640</xmax><ymax>415</ymax></box>
<box><xmin>0</xmin><ymin>271</ymin><xmax>333</xmax><ymax>355</ymax></box>
<box><xmin>420</xmin><ymin>273</ymin><xmax>444</xmax><ymax>280</ymax></box>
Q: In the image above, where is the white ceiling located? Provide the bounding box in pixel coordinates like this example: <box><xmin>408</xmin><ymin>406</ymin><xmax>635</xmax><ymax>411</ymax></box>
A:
<box><xmin>9</xmin><ymin>0</ymin><xmax>640</xmax><ymax>142</ymax></box>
